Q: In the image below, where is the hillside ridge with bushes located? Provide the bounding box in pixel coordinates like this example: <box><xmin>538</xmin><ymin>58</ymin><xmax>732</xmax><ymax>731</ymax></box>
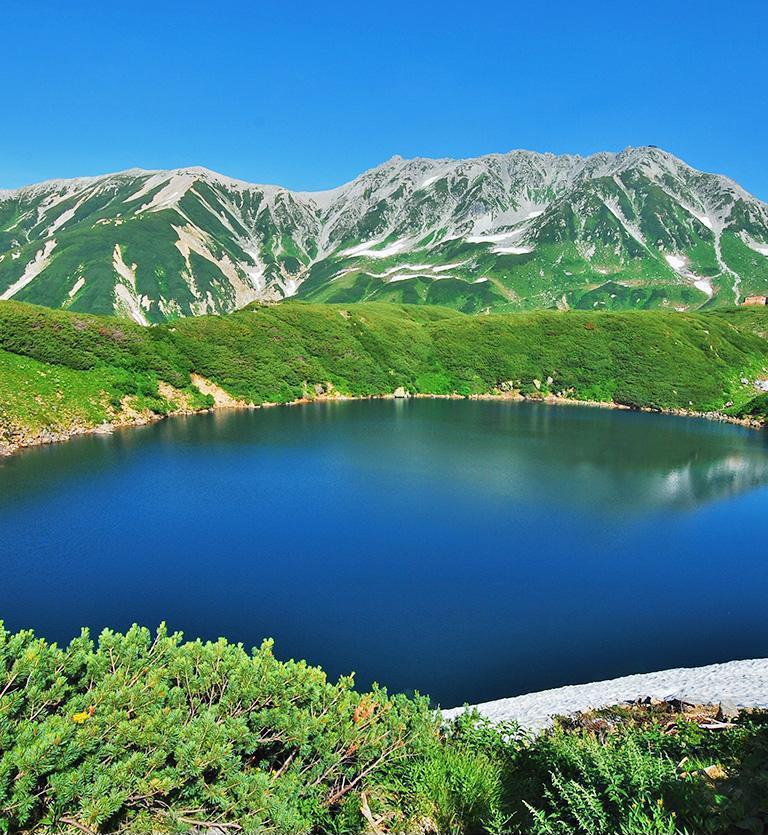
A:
<box><xmin>1</xmin><ymin>300</ymin><xmax>768</xmax><ymax>454</ymax></box>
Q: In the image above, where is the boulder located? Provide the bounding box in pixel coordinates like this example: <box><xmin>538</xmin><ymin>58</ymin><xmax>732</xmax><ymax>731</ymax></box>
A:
<box><xmin>717</xmin><ymin>700</ymin><xmax>739</xmax><ymax>721</ymax></box>
<box><xmin>666</xmin><ymin>694</ymin><xmax>707</xmax><ymax>712</ymax></box>
<box><xmin>393</xmin><ymin>386</ymin><xmax>410</xmax><ymax>399</ymax></box>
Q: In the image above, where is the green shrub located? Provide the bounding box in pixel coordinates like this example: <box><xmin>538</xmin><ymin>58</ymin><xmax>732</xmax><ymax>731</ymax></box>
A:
<box><xmin>408</xmin><ymin>745</ymin><xmax>506</xmax><ymax>834</ymax></box>
<box><xmin>727</xmin><ymin>392</ymin><xmax>768</xmax><ymax>421</ymax></box>
<box><xmin>507</xmin><ymin>713</ymin><xmax>768</xmax><ymax>835</ymax></box>
<box><xmin>404</xmin><ymin>713</ymin><xmax>522</xmax><ymax>834</ymax></box>
<box><xmin>0</xmin><ymin>623</ymin><xmax>437</xmax><ymax>834</ymax></box>
<box><xmin>519</xmin><ymin>731</ymin><xmax>680</xmax><ymax>834</ymax></box>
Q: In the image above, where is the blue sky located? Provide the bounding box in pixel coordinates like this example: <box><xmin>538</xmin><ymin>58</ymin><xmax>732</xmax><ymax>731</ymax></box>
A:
<box><xmin>3</xmin><ymin>0</ymin><xmax>767</xmax><ymax>199</ymax></box>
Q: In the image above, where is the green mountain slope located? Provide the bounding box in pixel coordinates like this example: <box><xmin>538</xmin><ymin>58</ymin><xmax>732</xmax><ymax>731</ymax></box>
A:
<box><xmin>2</xmin><ymin>148</ymin><xmax>768</xmax><ymax>321</ymax></box>
<box><xmin>1</xmin><ymin>300</ymin><xmax>767</xmax><ymax>453</ymax></box>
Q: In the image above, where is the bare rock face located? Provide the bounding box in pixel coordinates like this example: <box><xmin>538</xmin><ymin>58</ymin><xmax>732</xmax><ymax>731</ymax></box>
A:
<box><xmin>393</xmin><ymin>386</ymin><xmax>410</xmax><ymax>399</ymax></box>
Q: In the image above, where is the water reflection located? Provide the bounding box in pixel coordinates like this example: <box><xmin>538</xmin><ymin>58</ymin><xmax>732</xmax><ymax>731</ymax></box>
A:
<box><xmin>277</xmin><ymin>400</ymin><xmax>768</xmax><ymax>513</ymax></box>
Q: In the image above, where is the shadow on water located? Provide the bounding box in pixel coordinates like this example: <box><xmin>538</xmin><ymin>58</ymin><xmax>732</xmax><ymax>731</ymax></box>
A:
<box><xmin>1</xmin><ymin>399</ymin><xmax>767</xmax><ymax>705</ymax></box>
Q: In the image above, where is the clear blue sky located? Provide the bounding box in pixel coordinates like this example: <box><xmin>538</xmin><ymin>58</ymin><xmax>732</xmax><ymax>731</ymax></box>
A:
<box><xmin>4</xmin><ymin>0</ymin><xmax>767</xmax><ymax>199</ymax></box>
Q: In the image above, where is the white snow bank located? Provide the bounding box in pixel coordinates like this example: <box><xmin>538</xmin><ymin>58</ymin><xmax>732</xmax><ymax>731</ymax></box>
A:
<box><xmin>680</xmin><ymin>205</ymin><xmax>713</xmax><ymax>229</ymax></box>
<box><xmin>340</xmin><ymin>238</ymin><xmax>410</xmax><ymax>259</ymax></box>
<box><xmin>0</xmin><ymin>239</ymin><xmax>57</xmax><ymax>300</ymax></box>
<box><xmin>467</xmin><ymin>229</ymin><xmax>525</xmax><ymax>244</ymax></box>
<box><xmin>380</xmin><ymin>263</ymin><xmax>432</xmax><ymax>275</ymax></box>
<box><xmin>664</xmin><ymin>253</ymin><xmax>714</xmax><ymax>297</ymax></box>
<box><xmin>665</xmin><ymin>254</ymin><xmax>687</xmax><ymax>271</ymax></box>
<box><xmin>433</xmin><ymin>262</ymin><xmax>467</xmax><ymax>272</ymax></box>
<box><xmin>418</xmin><ymin>175</ymin><xmax>440</xmax><ymax>189</ymax></box>
<box><xmin>493</xmin><ymin>244</ymin><xmax>534</xmax><ymax>255</ymax></box>
<box><xmin>442</xmin><ymin>658</ymin><xmax>768</xmax><ymax>731</ymax></box>
<box><xmin>68</xmin><ymin>276</ymin><xmax>85</xmax><ymax>298</ymax></box>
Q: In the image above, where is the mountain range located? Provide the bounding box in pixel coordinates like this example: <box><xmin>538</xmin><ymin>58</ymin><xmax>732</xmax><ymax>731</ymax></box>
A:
<box><xmin>2</xmin><ymin>146</ymin><xmax>768</xmax><ymax>322</ymax></box>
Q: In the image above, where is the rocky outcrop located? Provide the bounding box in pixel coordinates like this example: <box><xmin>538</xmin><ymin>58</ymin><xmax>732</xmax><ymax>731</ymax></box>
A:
<box><xmin>189</xmin><ymin>374</ymin><xmax>249</xmax><ymax>408</ymax></box>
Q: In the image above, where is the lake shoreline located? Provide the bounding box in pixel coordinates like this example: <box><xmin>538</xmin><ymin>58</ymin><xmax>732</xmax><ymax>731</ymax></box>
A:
<box><xmin>442</xmin><ymin>658</ymin><xmax>768</xmax><ymax>731</ymax></box>
<box><xmin>2</xmin><ymin>386</ymin><xmax>765</xmax><ymax>458</ymax></box>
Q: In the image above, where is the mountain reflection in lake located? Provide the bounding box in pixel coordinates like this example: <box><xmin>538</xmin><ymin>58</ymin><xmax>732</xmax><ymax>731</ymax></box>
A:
<box><xmin>1</xmin><ymin>399</ymin><xmax>767</xmax><ymax>706</ymax></box>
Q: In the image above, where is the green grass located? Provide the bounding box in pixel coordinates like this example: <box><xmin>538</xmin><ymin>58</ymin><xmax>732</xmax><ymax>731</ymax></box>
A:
<box><xmin>1</xmin><ymin>623</ymin><xmax>766</xmax><ymax>834</ymax></box>
<box><xmin>1</xmin><ymin>300</ymin><xmax>768</xmax><ymax>451</ymax></box>
<box><xmin>711</xmin><ymin>306</ymin><xmax>768</xmax><ymax>339</ymax></box>
<box><xmin>0</xmin><ymin>349</ymin><xmax>114</xmax><ymax>439</ymax></box>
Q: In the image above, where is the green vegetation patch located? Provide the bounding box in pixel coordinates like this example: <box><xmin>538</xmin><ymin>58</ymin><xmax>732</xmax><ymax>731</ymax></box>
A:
<box><xmin>1</xmin><ymin>300</ymin><xmax>768</xmax><ymax>449</ymax></box>
<box><xmin>1</xmin><ymin>623</ymin><xmax>766</xmax><ymax>834</ymax></box>
<box><xmin>0</xmin><ymin>348</ymin><xmax>114</xmax><ymax>438</ymax></box>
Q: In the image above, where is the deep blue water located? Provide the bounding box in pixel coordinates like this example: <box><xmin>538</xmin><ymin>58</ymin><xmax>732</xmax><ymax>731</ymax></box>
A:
<box><xmin>1</xmin><ymin>399</ymin><xmax>768</xmax><ymax>707</ymax></box>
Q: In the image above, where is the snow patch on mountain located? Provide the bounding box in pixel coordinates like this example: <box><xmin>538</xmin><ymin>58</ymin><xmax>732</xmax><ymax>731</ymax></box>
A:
<box><xmin>493</xmin><ymin>244</ymin><xmax>534</xmax><ymax>255</ymax></box>
<box><xmin>433</xmin><ymin>262</ymin><xmax>468</xmax><ymax>272</ymax></box>
<box><xmin>467</xmin><ymin>229</ymin><xmax>526</xmax><ymax>244</ymax></box>
<box><xmin>340</xmin><ymin>238</ymin><xmax>410</xmax><ymax>259</ymax></box>
<box><xmin>694</xmin><ymin>278</ymin><xmax>714</xmax><ymax>297</ymax></box>
<box><xmin>376</xmin><ymin>264</ymin><xmax>432</xmax><ymax>275</ymax></box>
<box><xmin>1</xmin><ymin>239</ymin><xmax>57</xmax><ymax>300</ymax></box>
<box><xmin>664</xmin><ymin>254</ymin><xmax>713</xmax><ymax>298</ymax></box>
<box><xmin>665</xmin><ymin>254</ymin><xmax>687</xmax><ymax>271</ymax></box>
<box><xmin>112</xmin><ymin>244</ymin><xmax>149</xmax><ymax>325</ymax></box>
<box><xmin>742</xmin><ymin>235</ymin><xmax>768</xmax><ymax>257</ymax></box>
<box><xmin>68</xmin><ymin>276</ymin><xmax>85</xmax><ymax>298</ymax></box>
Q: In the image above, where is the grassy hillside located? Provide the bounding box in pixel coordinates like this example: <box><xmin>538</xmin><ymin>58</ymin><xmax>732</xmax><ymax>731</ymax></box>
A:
<box><xmin>1</xmin><ymin>300</ymin><xmax>767</xmax><ymax>451</ymax></box>
<box><xmin>1</xmin><ymin>623</ymin><xmax>766</xmax><ymax>834</ymax></box>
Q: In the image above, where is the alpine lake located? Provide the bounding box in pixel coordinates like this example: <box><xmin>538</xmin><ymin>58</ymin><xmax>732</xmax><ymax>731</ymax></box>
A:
<box><xmin>2</xmin><ymin>399</ymin><xmax>767</xmax><ymax>707</ymax></box>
